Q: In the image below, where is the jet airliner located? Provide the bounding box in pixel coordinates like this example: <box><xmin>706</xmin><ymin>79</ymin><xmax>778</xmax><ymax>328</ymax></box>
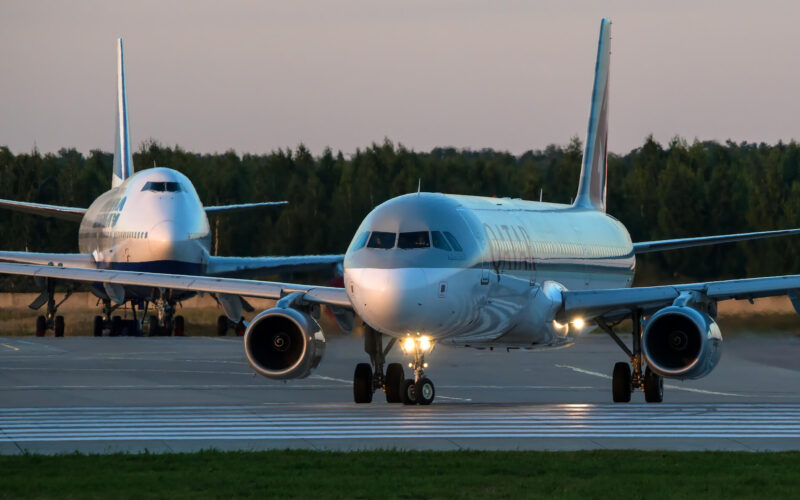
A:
<box><xmin>3</xmin><ymin>20</ymin><xmax>800</xmax><ymax>404</ymax></box>
<box><xmin>0</xmin><ymin>39</ymin><xmax>343</xmax><ymax>337</ymax></box>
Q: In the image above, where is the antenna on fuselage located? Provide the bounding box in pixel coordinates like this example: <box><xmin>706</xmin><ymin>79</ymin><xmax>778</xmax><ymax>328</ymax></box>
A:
<box><xmin>539</xmin><ymin>188</ymin><xmax>543</xmax><ymax>202</ymax></box>
<box><xmin>417</xmin><ymin>178</ymin><xmax>421</xmax><ymax>195</ymax></box>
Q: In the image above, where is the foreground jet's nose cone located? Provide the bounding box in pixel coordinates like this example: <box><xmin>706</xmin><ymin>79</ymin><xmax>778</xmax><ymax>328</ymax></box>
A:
<box><xmin>347</xmin><ymin>267</ymin><xmax>437</xmax><ymax>336</ymax></box>
<box><xmin>148</xmin><ymin>220</ymin><xmax>187</xmax><ymax>261</ymax></box>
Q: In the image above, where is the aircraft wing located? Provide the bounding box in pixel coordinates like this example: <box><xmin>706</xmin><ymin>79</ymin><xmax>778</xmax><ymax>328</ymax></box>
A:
<box><xmin>0</xmin><ymin>262</ymin><xmax>352</xmax><ymax>308</ymax></box>
<box><xmin>632</xmin><ymin>228</ymin><xmax>800</xmax><ymax>254</ymax></box>
<box><xmin>206</xmin><ymin>254</ymin><xmax>344</xmax><ymax>278</ymax></box>
<box><xmin>0</xmin><ymin>251</ymin><xmax>97</xmax><ymax>269</ymax></box>
<box><xmin>0</xmin><ymin>198</ymin><xmax>86</xmax><ymax>222</ymax></box>
<box><xmin>558</xmin><ymin>275</ymin><xmax>800</xmax><ymax>323</ymax></box>
<box><xmin>204</xmin><ymin>201</ymin><xmax>288</xmax><ymax>216</ymax></box>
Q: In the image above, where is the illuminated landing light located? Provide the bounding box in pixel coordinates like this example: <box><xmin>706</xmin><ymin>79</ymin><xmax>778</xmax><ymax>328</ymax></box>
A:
<box><xmin>419</xmin><ymin>335</ymin><xmax>432</xmax><ymax>352</ymax></box>
<box><xmin>572</xmin><ymin>318</ymin><xmax>585</xmax><ymax>330</ymax></box>
<box><xmin>402</xmin><ymin>337</ymin><xmax>416</xmax><ymax>353</ymax></box>
<box><xmin>553</xmin><ymin>320</ymin><xmax>566</xmax><ymax>329</ymax></box>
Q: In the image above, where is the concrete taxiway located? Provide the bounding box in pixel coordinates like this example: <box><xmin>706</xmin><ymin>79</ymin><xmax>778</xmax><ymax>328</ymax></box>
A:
<box><xmin>1</xmin><ymin>332</ymin><xmax>799</xmax><ymax>453</ymax></box>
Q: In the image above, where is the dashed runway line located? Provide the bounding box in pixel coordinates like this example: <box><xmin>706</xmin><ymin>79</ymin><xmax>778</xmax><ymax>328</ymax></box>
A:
<box><xmin>2</xmin><ymin>404</ymin><xmax>800</xmax><ymax>442</ymax></box>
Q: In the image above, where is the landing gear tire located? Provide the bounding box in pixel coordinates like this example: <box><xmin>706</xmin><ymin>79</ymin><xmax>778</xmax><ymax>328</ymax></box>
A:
<box><xmin>384</xmin><ymin>363</ymin><xmax>404</xmax><ymax>403</ymax></box>
<box><xmin>93</xmin><ymin>316</ymin><xmax>103</xmax><ymax>337</ymax></box>
<box><xmin>111</xmin><ymin>316</ymin><xmax>122</xmax><ymax>337</ymax></box>
<box><xmin>35</xmin><ymin>315</ymin><xmax>46</xmax><ymax>337</ymax></box>
<box><xmin>415</xmin><ymin>377</ymin><xmax>435</xmax><ymax>405</ymax></box>
<box><xmin>644</xmin><ymin>366</ymin><xmax>664</xmax><ymax>403</ymax></box>
<box><xmin>235</xmin><ymin>320</ymin><xmax>245</xmax><ymax>336</ymax></box>
<box><xmin>174</xmin><ymin>315</ymin><xmax>185</xmax><ymax>337</ymax></box>
<box><xmin>612</xmin><ymin>362</ymin><xmax>632</xmax><ymax>403</ymax></box>
<box><xmin>353</xmin><ymin>363</ymin><xmax>373</xmax><ymax>404</ymax></box>
<box><xmin>54</xmin><ymin>315</ymin><xmax>65</xmax><ymax>337</ymax></box>
<box><xmin>148</xmin><ymin>315</ymin><xmax>159</xmax><ymax>337</ymax></box>
<box><xmin>401</xmin><ymin>379</ymin><xmax>417</xmax><ymax>405</ymax></box>
<box><xmin>216</xmin><ymin>315</ymin><xmax>228</xmax><ymax>336</ymax></box>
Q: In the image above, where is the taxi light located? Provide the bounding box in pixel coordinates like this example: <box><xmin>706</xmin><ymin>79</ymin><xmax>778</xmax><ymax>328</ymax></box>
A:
<box><xmin>572</xmin><ymin>318</ymin><xmax>585</xmax><ymax>329</ymax></box>
<box><xmin>419</xmin><ymin>335</ymin><xmax>432</xmax><ymax>352</ymax></box>
<box><xmin>403</xmin><ymin>337</ymin><xmax>416</xmax><ymax>353</ymax></box>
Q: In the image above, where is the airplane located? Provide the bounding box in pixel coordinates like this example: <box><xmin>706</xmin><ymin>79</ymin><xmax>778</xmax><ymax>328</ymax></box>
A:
<box><xmin>0</xmin><ymin>39</ymin><xmax>343</xmax><ymax>337</ymax></box>
<box><xmin>3</xmin><ymin>19</ymin><xmax>800</xmax><ymax>404</ymax></box>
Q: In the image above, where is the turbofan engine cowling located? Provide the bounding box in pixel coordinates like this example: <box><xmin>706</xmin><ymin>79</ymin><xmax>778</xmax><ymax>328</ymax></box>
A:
<box><xmin>642</xmin><ymin>305</ymin><xmax>722</xmax><ymax>380</ymax></box>
<box><xmin>244</xmin><ymin>307</ymin><xmax>325</xmax><ymax>380</ymax></box>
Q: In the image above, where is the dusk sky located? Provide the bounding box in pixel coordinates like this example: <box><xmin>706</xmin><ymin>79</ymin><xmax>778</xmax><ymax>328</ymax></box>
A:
<box><xmin>2</xmin><ymin>1</ymin><xmax>799</xmax><ymax>156</ymax></box>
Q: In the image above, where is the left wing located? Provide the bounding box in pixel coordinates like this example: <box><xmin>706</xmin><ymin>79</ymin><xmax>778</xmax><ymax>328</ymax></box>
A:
<box><xmin>633</xmin><ymin>228</ymin><xmax>800</xmax><ymax>254</ymax></box>
<box><xmin>206</xmin><ymin>254</ymin><xmax>344</xmax><ymax>278</ymax></box>
<box><xmin>205</xmin><ymin>201</ymin><xmax>287</xmax><ymax>216</ymax></box>
<box><xmin>0</xmin><ymin>262</ymin><xmax>352</xmax><ymax>308</ymax></box>
<box><xmin>559</xmin><ymin>275</ymin><xmax>800</xmax><ymax>323</ymax></box>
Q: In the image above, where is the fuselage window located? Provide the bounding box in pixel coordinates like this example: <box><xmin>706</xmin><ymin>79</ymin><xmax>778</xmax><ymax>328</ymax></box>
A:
<box><xmin>349</xmin><ymin>231</ymin><xmax>370</xmax><ymax>251</ymax></box>
<box><xmin>443</xmin><ymin>231</ymin><xmax>463</xmax><ymax>252</ymax></box>
<box><xmin>367</xmin><ymin>231</ymin><xmax>396</xmax><ymax>249</ymax></box>
<box><xmin>431</xmin><ymin>231</ymin><xmax>452</xmax><ymax>251</ymax></box>
<box><xmin>398</xmin><ymin>231</ymin><xmax>430</xmax><ymax>249</ymax></box>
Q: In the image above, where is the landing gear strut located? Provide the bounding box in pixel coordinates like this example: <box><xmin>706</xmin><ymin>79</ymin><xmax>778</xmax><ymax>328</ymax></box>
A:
<box><xmin>598</xmin><ymin>310</ymin><xmax>663</xmax><ymax>403</ymax></box>
<box><xmin>353</xmin><ymin>327</ymin><xmax>403</xmax><ymax>404</ymax></box>
<box><xmin>32</xmin><ymin>278</ymin><xmax>71</xmax><ymax>337</ymax></box>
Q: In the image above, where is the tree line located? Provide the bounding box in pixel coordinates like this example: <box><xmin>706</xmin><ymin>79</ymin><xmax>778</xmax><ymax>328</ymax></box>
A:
<box><xmin>0</xmin><ymin>135</ymin><xmax>799</xmax><ymax>290</ymax></box>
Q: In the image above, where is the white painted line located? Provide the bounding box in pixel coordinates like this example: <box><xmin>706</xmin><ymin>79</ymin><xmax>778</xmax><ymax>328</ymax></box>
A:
<box><xmin>0</xmin><ymin>343</ymin><xmax>19</xmax><ymax>351</ymax></box>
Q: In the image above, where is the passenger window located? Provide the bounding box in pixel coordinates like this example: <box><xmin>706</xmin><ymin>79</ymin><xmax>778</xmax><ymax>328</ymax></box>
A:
<box><xmin>431</xmin><ymin>231</ymin><xmax>452</xmax><ymax>251</ymax></box>
<box><xmin>443</xmin><ymin>231</ymin><xmax>463</xmax><ymax>252</ymax></box>
<box><xmin>349</xmin><ymin>231</ymin><xmax>370</xmax><ymax>251</ymax></box>
<box><xmin>398</xmin><ymin>231</ymin><xmax>430</xmax><ymax>249</ymax></box>
<box><xmin>367</xmin><ymin>231</ymin><xmax>396</xmax><ymax>249</ymax></box>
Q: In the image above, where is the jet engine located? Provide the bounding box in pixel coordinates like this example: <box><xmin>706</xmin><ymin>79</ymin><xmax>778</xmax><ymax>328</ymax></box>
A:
<box><xmin>642</xmin><ymin>305</ymin><xmax>722</xmax><ymax>380</ymax></box>
<box><xmin>243</xmin><ymin>307</ymin><xmax>325</xmax><ymax>380</ymax></box>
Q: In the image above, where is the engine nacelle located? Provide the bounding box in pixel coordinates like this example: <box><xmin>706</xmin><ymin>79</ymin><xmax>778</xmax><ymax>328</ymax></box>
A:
<box><xmin>642</xmin><ymin>305</ymin><xmax>722</xmax><ymax>380</ymax></box>
<box><xmin>244</xmin><ymin>307</ymin><xmax>326</xmax><ymax>380</ymax></box>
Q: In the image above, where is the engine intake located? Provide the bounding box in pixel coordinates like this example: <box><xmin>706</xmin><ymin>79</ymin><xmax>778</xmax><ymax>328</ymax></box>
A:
<box><xmin>244</xmin><ymin>307</ymin><xmax>325</xmax><ymax>380</ymax></box>
<box><xmin>642</xmin><ymin>305</ymin><xmax>722</xmax><ymax>380</ymax></box>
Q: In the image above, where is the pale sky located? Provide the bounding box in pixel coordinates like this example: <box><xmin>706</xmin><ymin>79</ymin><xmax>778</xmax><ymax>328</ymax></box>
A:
<box><xmin>1</xmin><ymin>1</ymin><xmax>799</xmax><ymax>156</ymax></box>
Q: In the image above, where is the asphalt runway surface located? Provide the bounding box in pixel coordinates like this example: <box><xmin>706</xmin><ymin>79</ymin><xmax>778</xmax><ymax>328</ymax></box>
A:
<box><xmin>1</xmin><ymin>332</ymin><xmax>800</xmax><ymax>454</ymax></box>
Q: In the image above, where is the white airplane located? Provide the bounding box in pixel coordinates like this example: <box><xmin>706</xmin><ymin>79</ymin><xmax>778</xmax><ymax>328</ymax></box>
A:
<box><xmin>2</xmin><ymin>19</ymin><xmax>800</xmax><ymax>404</ymax></box>
<box><xmin>0</xmin><ymin>39</ymin><xmax>343</xmax><ymax>337</ymax></box>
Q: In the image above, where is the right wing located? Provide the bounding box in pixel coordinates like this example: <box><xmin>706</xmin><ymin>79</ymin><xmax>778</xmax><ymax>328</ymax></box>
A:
<box><xmin>0</xmin><ymin>251</ymin><xmax>97</xmax><ymax>269</ymax></box>
<box><xmin>0</xmin><ymin>262</ymin><xmax>352</xmax><ymax>308</ymax></box>
<box><xmin>632</xmin><ymin>228</ymin><xmax>800</xmax><ymax>254</ymax></box>
<box><xmin>206</xmin><ymin>254</ymin><xmax>344</xmax><ymax>278</ymax></box>
<box><xmin>0</xmin><ymin>198</ymin><xmax>86</xmax><ymax>222</ymax></box>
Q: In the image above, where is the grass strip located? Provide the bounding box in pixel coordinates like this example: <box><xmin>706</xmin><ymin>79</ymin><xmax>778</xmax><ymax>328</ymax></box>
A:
<box><xmin>1</xmin><ymin>449</ymin><xmax>800</xmax><ymax>499</ymax></box>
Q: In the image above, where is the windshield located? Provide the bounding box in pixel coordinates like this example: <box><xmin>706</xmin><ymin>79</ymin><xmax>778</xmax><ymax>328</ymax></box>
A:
<box><xmin>367</xmin><ymin>232</ymin><xmax>396</xmax><ymax>249</ymax></box>
<box><xmin>398</xmin><ymin>231</ymin><xmax>430</xmax><ymax>249</ymax></box>
<box><xmin>142</xmin><ymin>181</ymin><xmax>182</xmax><ymax>192</ymax></box>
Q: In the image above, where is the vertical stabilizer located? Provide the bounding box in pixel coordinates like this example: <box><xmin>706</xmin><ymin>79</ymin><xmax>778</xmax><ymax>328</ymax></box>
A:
<box><xmin>574</xmin><ymin>19</ymin><xmax>611</xmax><ymax>212</ymax></box>
<box><xmin>112</xmin><ymin>38</ymin><xmax>133</xmax><ymax>188</ymax></box>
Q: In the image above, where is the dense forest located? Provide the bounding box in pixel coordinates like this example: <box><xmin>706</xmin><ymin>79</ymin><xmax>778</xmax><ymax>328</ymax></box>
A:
<box><xmin>1</xmin><ymin>135</ymin><xmax>799</xmax><ymax>289</ymax></box>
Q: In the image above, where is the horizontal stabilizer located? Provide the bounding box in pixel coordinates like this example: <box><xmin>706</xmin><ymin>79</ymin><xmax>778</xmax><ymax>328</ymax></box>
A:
<box><xmin>0</xmin><ymin>200</ymin><xmax>86</xmax><ymax>221</ymax></box>
<box><xmin>633</xmin><ymin>228</ymin><xmax>800</xmax><ymax>254</ymax></box>
<box><xmin>205</xmin><ymin>201</ymin><xmax>288</xmax><ymax>216</ymax></box>
<box><xmin>206</xmin><ymin>254</ymin><xmax>344</xmax><ymax>278</ymax></box>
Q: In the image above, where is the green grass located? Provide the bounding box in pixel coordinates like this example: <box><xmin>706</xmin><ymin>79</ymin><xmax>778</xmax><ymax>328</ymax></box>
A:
<box><xmin>1</xmin><ymin>450</ymin><xmax>800</xmax><ymax>499</ymax></box>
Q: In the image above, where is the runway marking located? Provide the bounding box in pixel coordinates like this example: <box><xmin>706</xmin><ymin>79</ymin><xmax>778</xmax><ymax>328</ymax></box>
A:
<box><xmin>3</xmin><ymin>404</ymin><xmax>800</xmax><ymax>443</ymax></box>
<box><xmin>310</xmin><ymin>375</ymin><xmax>352</xmax><ymax>384</ymax></box>
<box><xmin>436</xmin><ymin>395</ymin><xmax>473</xmax><ymax>402</ymax></box>
<box><xmin>0</xmin><ymin>344</ymin><xmax>19</xmax><ymax>351</ymax></box>
<box><xmin>555</xmin><ymin>364</ymin><xmax>744</xmax><ymax>397</ymax></box>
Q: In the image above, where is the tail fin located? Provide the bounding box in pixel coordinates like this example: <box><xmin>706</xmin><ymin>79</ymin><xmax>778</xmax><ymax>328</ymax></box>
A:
<box><xmin>574</xmin><ymin>18</ymin><xmax>611</xmax><ymax>212</ymax></box>
<box><xmin>112</xmin><ymin>38</ymin><xmax>133</xmax><ymax>188</ymax></box>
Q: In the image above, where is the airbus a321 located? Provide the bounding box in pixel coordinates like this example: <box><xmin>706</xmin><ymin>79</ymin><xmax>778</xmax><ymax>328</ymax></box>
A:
<box><xmin>3</xmin><ymin>19</ymin><xmax>800</xmax><ymax>404</ymax></box>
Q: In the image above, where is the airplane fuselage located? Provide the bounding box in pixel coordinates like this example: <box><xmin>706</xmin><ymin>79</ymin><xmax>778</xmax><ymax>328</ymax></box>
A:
<box><xmin>78</xmin><ymin>167</ymin><xmax>211</xmax><ymax>298</ymax></box>
<box><xmin>344</xmin><ymin>193</ymin><xmax>635</xmax><ymax>347</ymax></box>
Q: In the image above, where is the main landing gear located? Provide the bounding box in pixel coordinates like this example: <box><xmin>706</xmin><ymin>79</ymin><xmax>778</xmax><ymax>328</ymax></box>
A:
<box><xmin>31</xmin><ymin>278</ymin><xmax>72</xmax><ymax>337</ymax></box>
<box><xmin>598</xmin><ymin>311</ymin><xmax>663</xmax><ymax>403</ymax></box>
<box><xmin>353</xmin><ymin>328</ymin><xmax>435</xmax><ymax>405</ymax></box>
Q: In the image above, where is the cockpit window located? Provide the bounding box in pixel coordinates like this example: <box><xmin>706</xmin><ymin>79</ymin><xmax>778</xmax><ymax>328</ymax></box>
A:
<box><xmin>443</xmin><ymin>231</ymin><xmax>463</xmax><ymax>252</ymax></box>
<box><xmin>398</xmin><ymin>231</ymin><xmax>430</xmax><ymax>249</ymax></box>
<box><xmin>142</xmin><ymin>181</ymin><xmax>182</xmax><ymax>192</ymax></box>
<box><xmin>367</xmin><ymin>231</ymin><xmax>396</xmax><ymax>249</ymax></box>
<box><xmin>431</xmin><ymin>231</ymin><xmax>452</xmax><ymax>251</ymax></box>
<box><xmin>349</xmin><ymin>231</ymin><xmax>370</xmax><ymax>251</ymax></box>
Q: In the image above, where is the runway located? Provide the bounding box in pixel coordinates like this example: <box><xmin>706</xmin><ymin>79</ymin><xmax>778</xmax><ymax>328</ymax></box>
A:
<box><xmin>2</xmin><ymin>333</ymin><xmax>800</xmax><ymax>453</ymax></box>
